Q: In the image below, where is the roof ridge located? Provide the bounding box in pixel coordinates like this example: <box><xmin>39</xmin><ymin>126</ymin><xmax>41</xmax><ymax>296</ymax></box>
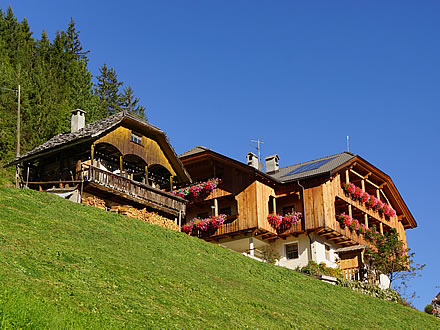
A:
<box><xmin>279</xmin><ymin>151</ymin><xmax>355</xmax><ymax>170</ymax></box>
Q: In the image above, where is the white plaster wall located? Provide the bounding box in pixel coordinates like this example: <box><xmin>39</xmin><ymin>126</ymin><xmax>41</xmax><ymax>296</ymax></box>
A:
<box><xmin>310</xmin><ymin>235</ymin><xmax>339</xmax><ymax>268</ymax></box>
<box><xmin>272</xmin><ymin>235</ymin><xmax>310</xmax><ymax>270</ymax></box>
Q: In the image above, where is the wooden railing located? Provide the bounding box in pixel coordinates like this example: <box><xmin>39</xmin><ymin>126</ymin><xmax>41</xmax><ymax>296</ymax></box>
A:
<box><xmin>213</xmin><ymin>216</ymin><xmax>240</xmax><ymax>236</ymax></box>
<box><xmin>342</xmin><ymin>267</ymin><xmax>361</xmax><ymax>281</ymax></box>
<box><xmin>84</xmin><ymin>165</ymin><xmax>186</xmax><ymax>215</ymax></box>
<box><xmin>333</xmin><ymin>223</ymin><xmax>370</xmax><ymax>246</ymax></box>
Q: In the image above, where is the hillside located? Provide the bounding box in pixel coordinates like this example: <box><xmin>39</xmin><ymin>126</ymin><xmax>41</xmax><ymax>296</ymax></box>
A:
<box><xmin>0</xmin><ymin>188</ymin><xmax>437</xmax><ymax>328</ymax></box>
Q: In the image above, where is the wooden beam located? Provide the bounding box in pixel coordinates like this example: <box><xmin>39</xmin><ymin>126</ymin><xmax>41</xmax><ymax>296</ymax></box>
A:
<box><xmin>379</xmin><ymin>182</ymin><xmax>387</xmax><ymax>189</ymax></box>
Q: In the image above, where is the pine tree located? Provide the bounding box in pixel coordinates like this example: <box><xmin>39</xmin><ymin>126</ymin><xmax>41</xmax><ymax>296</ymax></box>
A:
<box><xmin>120</xmin><ymin>85</ymin><xmax>147</xmax><ymax>120</ymax></box>
<box><xmin>94</xmin><ymin>63</ymin><xmax>123</xmax><ymax>116</ymax></box>
<box><xmin>66</xmin><ymin>17</ymin><xmax>89</xmax><ymax>62</ymax></box>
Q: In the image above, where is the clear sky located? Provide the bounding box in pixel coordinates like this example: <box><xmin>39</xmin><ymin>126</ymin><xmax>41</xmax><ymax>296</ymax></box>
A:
<box><xmin>4</xmin><ymin>0</ymin><xmax>439</xmax><ymax>311</ymax></box>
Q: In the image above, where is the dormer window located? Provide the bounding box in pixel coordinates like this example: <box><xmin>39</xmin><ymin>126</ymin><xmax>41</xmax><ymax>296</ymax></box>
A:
<box><xmin>131</xmin><ymin>132</ymin><xmax>142</xmax><ymax>145</ymax></box>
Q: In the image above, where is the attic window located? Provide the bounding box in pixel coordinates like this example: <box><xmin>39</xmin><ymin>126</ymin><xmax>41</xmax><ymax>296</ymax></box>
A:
<box><xmin>131</xmin><ymin>132</ymin><xmax>142</xmax><ymax>145</ymax></box>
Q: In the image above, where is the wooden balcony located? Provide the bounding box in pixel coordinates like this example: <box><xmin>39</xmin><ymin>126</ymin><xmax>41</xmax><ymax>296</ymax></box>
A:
<box><xmin>84</xmin><ymin>165</ymin><xmax>186</xmax><ymax>217</ymax></box>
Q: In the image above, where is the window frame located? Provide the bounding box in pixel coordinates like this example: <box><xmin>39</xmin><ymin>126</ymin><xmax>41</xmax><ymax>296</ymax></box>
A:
<box><xmin>285</xmin><ymin>242</ymin><xmax>299</xmax><ymax>260</ymax></box>
<box><xmin>130</xmin><ymin>132</ymin><xmax>143</xmax><ymax>145</ymax></box>
<box><xmin>325</xmin><ymin>243</ymin><xmax>331</xmax><ymax>261</ymax></box>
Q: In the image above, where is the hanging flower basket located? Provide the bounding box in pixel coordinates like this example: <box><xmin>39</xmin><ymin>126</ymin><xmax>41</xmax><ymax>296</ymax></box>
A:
<box><xmin>267</xmin><ymin>212</ymin><xmax>301</xmax><ymax>234</ymax></box>
<box><xmin>182</xmin><ymin>214</ymin><xmax>227</xmax><ymax>236</ymax></box>
<box><xmin>173</xmin><ymin>178</ymin><xmax>221</xmax><ymax>200</ymax></box>
<box><xmin>342</xmin><ymin>182</ymin><xmax>396</xmax><ymax>218</ymax></box>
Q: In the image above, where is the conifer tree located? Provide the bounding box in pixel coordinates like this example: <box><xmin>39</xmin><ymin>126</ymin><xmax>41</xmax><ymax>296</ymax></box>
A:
<box><xmin>120</xmin><ymin>85</ymin><xmax>147</xmax><ymax>120</ymax></box>
<box><xmin>94</xmin><ymin>63</ymin><xmax>123</xmax><ymax>116</ymax></box>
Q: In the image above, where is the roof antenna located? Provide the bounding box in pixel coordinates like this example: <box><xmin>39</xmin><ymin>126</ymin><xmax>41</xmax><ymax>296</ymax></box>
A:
<box><xmin>346</xmin><ymin>136</ymin><xmax>350</xmax><ymax>152</ymax></box>
<box><xmin>250</xmin><ymin>139</ymin><xmax>264</xmax><ymax>162</ymax></box>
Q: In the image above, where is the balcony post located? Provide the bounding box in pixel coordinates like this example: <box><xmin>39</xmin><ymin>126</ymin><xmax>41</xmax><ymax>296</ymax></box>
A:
<box><xmin>214</xmin><ymin>198</ymin><xmax>218</xmax><ymax>216</ymax></box>
<box><xmin>90</xmin><ymin>144</ymin><xmax>95</xmax><ymax>167</ymax></box>
<box><xmin>364</xmin><ymin>214</ymin><xmax>369</xmax><ymax>228</ymax></box>
<box><xmin>119</xmin><ymin>156</ymin><xmax>123</xmax><ymax>175</ymax></box>
<box><xmin>144</xmin><ymin>165</ymin><xmax>149</xmax><ymax>184</ymax></box>
<box><xmin>169</xmin><ymin>176</ymin><xmax>173</xmax><ymax>191</ymax></box>
<box><xmin>249</xmin><ymin>237</ymin><xmax>254</xmax><ymax>256</ymax></box>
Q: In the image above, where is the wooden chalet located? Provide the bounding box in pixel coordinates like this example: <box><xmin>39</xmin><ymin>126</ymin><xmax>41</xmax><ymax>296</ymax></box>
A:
<box><xmin>7</xmin><ymin>110</ymin><xmax>191</xmax><ymax>221</ymax></box>
<box><xmin>179</xmin><ymin>146</ymin><xmax>417</xmax><ymax>284</ymax></box>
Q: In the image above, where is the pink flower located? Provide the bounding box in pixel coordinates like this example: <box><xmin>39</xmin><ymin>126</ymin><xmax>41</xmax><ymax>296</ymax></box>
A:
<box><xmin>344</xmin><ymin>182</ymin><xmax>355</xmax><ymax>194</ymax></box>
<box><xmin>354</xmin><ymin>187</ymin><xmax>363</xmax><ymax>200</ymax></box>
<box><xmin>361</xmin><ymin>191</ymin><xmax>369</xmax><ymax>203</ymax></box>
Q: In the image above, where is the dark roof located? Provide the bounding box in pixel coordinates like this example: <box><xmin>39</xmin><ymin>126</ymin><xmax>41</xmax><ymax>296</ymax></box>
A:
<box><xmin>270</xmin><ymin>152</ymin><xmax>356</xmax><ymax>183</ymax></box>
<box><xmin>179</xmin><ymin>146</ymin><xmax>212</xmax><ymax>158</ymax></box>
<box><xmin>180</xmin><ymin>148</ymin><xmax>355</xmax><ymax>183</ymax></box>
<box><xmin>7</xmin><ymin>111</ymin><xmax>162</xmax><ymax>166</ymax></box>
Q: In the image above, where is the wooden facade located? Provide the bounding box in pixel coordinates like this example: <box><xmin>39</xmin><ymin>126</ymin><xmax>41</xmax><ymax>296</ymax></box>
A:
<box><xmin>9</xmin><ymin>111</ymin><xmax>190</xmax><ymax>219</ymax></box>
<box><xmin>179</xmin><ymin>148</ymin><xmax>417</xmax><ymax>279</ymax></box>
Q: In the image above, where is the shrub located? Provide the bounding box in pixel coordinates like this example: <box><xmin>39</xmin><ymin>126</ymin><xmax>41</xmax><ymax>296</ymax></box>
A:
<box><xmin>425</xmin><ymin>304</ymin><xmax>433</xmax><ymax>315</ymax></box>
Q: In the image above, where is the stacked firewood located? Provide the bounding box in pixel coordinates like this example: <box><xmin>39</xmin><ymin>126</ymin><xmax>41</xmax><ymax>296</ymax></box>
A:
<box><xmin>111</xmin><ymin>205</ymin><xmax>179</xmax><ymax>231</ymax></box>
<box><xmin>82</xmin><ymin>196</ymin><xmax>106</xmax><ymax>210</ymax></box>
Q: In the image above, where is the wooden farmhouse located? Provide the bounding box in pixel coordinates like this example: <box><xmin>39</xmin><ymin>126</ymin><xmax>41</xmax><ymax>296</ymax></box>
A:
<box><xmin>178</xmin><ymin>146</ymin><xmax>417</xmax><ymax>286</ymax></box>
<box><xmin>7</xmin><ymin>110</ymin><xmax>191</xmax><ymax>223</ymax></box>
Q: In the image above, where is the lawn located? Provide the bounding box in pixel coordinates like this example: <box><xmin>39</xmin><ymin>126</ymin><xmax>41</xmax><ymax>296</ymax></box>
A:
<box><xmin>0</xmin><ymin>188</ymin><xmax>438</xmax><ymax>328</ymax></box>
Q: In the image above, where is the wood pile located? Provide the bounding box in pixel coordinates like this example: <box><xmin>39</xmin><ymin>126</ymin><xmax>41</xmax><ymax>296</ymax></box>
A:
<box><xmin>111</xmin><ymin>205</ymin><xmax>179</xmax><ymax>231</ymax></box>
<box><xmin>82</xmin><ymin>196</ymin><xmax>106</xmax><ymax>210</ymax></box>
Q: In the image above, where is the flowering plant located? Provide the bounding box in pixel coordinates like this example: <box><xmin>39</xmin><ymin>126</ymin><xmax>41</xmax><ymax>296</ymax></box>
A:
<box><xmin>354</xmin><ymin>187</ymin><xmax>363</xmax><ymax>200</ymax></box>
<box><xmin>361</xmin><ymin>191</ymin><xmax>370</xmax><ymax>203</ymax></box>
<box><xmin>343</xmin><ymin>182</ymin><xmax>396</xmax><ymax>218</ymax></box>
<box><xmin>267</xmin><ymin>212</ymin><xmax>301</xmax><ymax>233</ymax></box>
<box><xmin>182</xmin><ymin>214</ymin><xmax>227</xmax><ymax>235</ymax></box>
<box><xmin>173</xmin><ymin>178</ymin><xmax>221</xmax><ymax>199</ymax></box>
<box><xmin>343</xmin><ymin>182</ymin><xmax>355</xmax><ymax>195</ymax></box>
<box><xmin>336</xmin><ymin>213</ymin><xmax>365</xmax><ymax>235</ymax></box>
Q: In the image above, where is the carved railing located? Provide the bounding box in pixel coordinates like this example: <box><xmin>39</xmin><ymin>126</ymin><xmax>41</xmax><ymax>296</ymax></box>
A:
<box><xmin>84</xmin><ymin>165</ymin><xmax>186</xmax><ymax>215</ymax></box>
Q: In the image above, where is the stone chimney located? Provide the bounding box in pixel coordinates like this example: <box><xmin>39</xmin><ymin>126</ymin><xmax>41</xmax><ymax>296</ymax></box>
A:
<box><xmin>71</xmin><ymin>109</ymin><xmax>86</xmax><ymax>133</ymax></box>
<box><xmin>265</xmin><ymin>154</ymin><xmax>279</xmax><ymax>173</ymax></box>
<box><xmin>247</xmin><ymin>152</ymin><xmax>259</xmax><ymax>169</ymax></box>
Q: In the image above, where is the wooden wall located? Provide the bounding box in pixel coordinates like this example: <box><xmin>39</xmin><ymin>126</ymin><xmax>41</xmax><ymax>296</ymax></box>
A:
<box><xmin>95</xmin><ymin>126</ymin><xmax>176</xmax><ymax>176</ymax></box>
<box><xmin>303</xmin><ymin>185</ymin><xmax>325</xmax><ymax>230</ymax></box>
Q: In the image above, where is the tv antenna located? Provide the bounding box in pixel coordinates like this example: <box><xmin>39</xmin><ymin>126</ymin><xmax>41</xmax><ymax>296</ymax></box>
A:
<box><xmin>346</xmin><ymin>136</ymin><xmax>350</xmax><ymax>152</ymax></box>
<box><xmin>250</xmin><ymin>139</ymin><xmax>264</xmax><ymax>162</ymax></box>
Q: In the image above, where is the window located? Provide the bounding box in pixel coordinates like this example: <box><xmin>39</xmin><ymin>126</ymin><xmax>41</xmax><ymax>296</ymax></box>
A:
<box><xmin>131</xmin><ymin>132</ymin><xmax>142</xmax><ymax>144</ymax></box>
<box><xmin>282</xmin><ymin>206</ymin><xmax>294</xmax><ymax>215</ymax></box>
<box><xmin>219</xmin><ymin>207</ymin><xmax>232</xmax><ymax>216</ymax></box>
<box><xmin>285</xmin><ymin>243</ymin><xmax>299</xmax><ymax>260</ymax></box>
<box><xmin>325</xmin><ymin>244</ymin><xmax>331</xmax><ymax>261</ymax></box>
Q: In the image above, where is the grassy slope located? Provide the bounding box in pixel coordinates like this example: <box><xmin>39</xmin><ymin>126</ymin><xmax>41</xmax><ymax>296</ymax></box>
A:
<box><xmin>0</xmin><ymin>188</ymin><xmax>438</xmax><ymax>329</ymax></box>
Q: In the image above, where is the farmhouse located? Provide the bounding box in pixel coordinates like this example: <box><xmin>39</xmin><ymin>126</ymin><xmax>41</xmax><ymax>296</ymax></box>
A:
<box><xmin>178</xmin><ymin>146</ymin><xmax>417</xmax><ymax>285</ymax></box>
<box><xmin>7</xmin><ymin>110</ymin><xmax>417</xmax><ymax>286</ymax></box>
<box><xmin>7</xmin><ymin>110</ymin><xmax>190</xmax><ymax>222</ymax></box>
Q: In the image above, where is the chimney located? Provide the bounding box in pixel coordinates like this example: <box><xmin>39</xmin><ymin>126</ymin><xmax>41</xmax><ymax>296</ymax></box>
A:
<box><xmin>71</xmin><ymin>109</ymin><xmax>86</xmax><ymax>133</ymax></box>
<box><xmin>265</xmin><ymin>154</ymin><xmax>279</xmax><ymax>173</ymax></box>
<box><xmin>247</xmin><ymin>152</ymin><xmax>259</xmax><ymax>169</ymax></box>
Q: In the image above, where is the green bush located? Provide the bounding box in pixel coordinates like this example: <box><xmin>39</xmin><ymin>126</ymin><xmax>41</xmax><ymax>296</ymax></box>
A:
<box><xmin>425</xmin><ymin>304</ymin><xmax>433</xmax><ymax>314</ymax></box>
<box><xmin>298</xmin><ymin>261</ymin><xmax>343</xmax><ymax>278</ymax></box>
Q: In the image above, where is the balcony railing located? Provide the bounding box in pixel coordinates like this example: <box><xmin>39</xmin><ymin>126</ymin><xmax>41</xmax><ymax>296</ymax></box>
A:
<box><xmin>84</xmin><ymin>165</ymin><xmax>186</xmax><ymax>216</ymax></box>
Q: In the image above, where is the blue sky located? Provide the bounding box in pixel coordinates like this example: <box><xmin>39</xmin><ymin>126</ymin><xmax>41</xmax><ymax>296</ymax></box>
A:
<box><xmin>5</xmin><ymin>0</ymin><xmax>439</xmax><ymax>311</ymax></box>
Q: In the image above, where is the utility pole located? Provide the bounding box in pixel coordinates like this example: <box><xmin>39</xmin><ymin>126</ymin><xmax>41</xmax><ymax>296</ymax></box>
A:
<box><xmin>16</xmin><ymin>85</ymin><xmax>21</xmax><ymax>188</ymax></box>
<box><xmin>0</xmin><ymin>85</ymin><xmax>21</xmax><ymax>187</ymax></box>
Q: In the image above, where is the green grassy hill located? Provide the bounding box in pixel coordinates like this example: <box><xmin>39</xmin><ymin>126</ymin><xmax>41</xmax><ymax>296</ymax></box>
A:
<box><xmin>0</xmin><ymin>188</ymin><xmax>437</xmax><ymax>328</ymax></box>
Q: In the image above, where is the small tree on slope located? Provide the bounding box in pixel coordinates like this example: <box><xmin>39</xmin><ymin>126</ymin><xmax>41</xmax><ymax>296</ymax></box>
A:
<box><xmin>364</xmin><ymin>226</ymin><xmax>425</xmax><ymax>289</ymax></box>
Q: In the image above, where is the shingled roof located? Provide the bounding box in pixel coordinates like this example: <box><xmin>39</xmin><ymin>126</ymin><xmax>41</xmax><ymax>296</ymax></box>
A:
<box><xmin>8</xmin><ymin>111</ymin><xmax>166</xmax><ymax>166</ymax></box>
